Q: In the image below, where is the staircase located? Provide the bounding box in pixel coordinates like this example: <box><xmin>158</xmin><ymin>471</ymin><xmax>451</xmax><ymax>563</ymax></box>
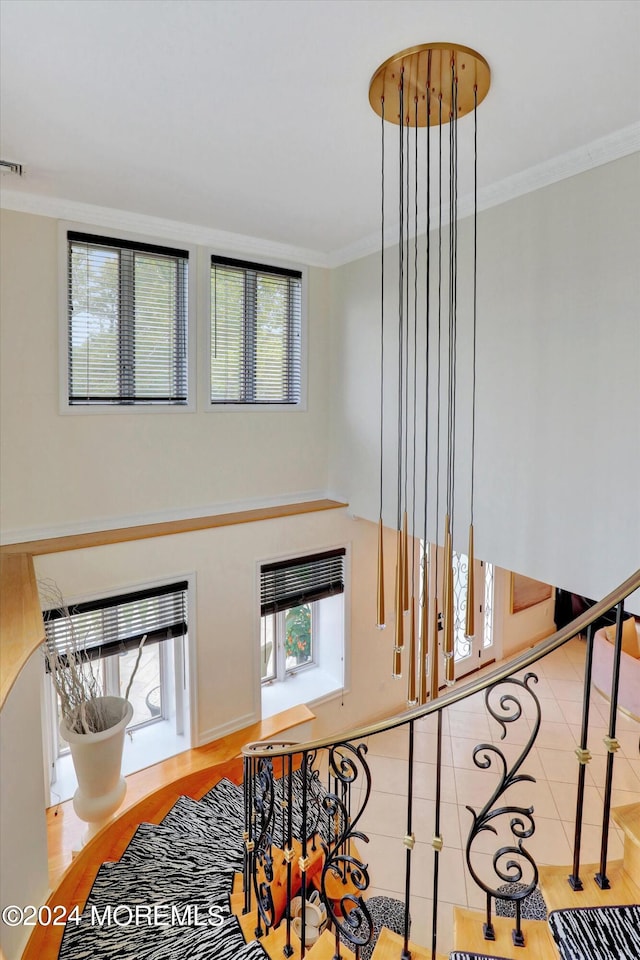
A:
<box><xmin>47</xmin><ymin>767</ymin><xmax>639</xmax><ymax>960</ymax></box>
<box><xmin>20</xmin><ymin>569</ymin><xmax>640</xmax><ymax>960</ymax></box>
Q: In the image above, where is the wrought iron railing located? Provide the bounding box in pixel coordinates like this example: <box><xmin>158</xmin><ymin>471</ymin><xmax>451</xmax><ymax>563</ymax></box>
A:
<box><xmin>242</xmin><ymin>568</ymin><xmax>640</xmax><ymax>958</ymax></box>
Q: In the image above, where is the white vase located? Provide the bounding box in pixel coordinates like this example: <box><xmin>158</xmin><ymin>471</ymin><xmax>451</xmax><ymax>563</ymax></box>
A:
<box><xmin>60</xmin><ymin>696</ymin><xmax>133</xmax><ymax>843</ymax></box>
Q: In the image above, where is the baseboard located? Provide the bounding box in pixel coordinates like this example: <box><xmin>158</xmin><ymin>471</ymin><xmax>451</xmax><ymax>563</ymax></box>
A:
<box><xmin>197</xmin><ymin>712</ymin><xmax>257</xmax><ymax>748</ymax></box>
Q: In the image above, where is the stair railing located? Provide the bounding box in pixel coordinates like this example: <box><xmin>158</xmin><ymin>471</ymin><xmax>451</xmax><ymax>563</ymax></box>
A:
<box><xmin>243</xmin><ymin>567</ymin><xmax>640</xmax><ymax>958</ymax></box>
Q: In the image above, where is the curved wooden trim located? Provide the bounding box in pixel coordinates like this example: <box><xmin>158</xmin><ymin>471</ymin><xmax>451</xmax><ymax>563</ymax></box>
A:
<box><xmin>0</xmin><ymin>554</ymin><xmax>44</xmax><ymax>709</ymax></box>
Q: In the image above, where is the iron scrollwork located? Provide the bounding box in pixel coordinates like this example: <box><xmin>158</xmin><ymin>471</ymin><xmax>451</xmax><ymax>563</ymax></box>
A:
<box><xmin>465</xmin><ymin>673</ymin><xmax>542</xmax><ymax>944</ymax></box>
<box><xmin>319</xmin><ymin>740</ymin><xmax>373</xmax><ymax>951</ymax></box>
<box><xmin>252</xmin><ymin>755</ymin><xmax>276</xmax><ymax>933</ymax></box>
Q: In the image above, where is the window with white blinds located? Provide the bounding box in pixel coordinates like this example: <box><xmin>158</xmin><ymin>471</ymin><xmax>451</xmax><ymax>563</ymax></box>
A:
<box><xmin>43</xmin><ymin>581</ymin><xmax>188</xmax><ymax>664</ymax></box>
<box><xmin>67</xmin><ymin>232</ymin><xmax>189</xmax><ymax>405</ymax></box>
<box><xmin>210</xmin><ymin>256</ymin><xmax>302</xmax><ymax>404</ymax></box>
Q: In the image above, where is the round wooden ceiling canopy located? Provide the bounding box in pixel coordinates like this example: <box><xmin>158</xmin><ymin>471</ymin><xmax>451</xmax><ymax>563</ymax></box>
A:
<box><xmin>369</xmin><ymin>43</ymin><xmax>490</xmax><ymax>127</ymax></box>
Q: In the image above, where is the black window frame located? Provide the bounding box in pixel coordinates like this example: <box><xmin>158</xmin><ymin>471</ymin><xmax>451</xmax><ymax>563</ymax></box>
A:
<box><xmin>67</xmin><ymin>231</ymin><xmax>190</xmax><ymax>407</ymax></box>
<box><xmin>210</xmin><ymin>254</ymin><xmax>302</xmax><ymax>405</ymax></box>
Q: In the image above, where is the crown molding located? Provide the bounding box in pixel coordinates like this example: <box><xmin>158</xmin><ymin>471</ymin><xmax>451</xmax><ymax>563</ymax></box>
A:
<box><xmin>0</xmin><ymin>190</ymin><xmax>332</xmax><ymax>269</ymax></box>
<box><xmin>327</xmin><ymin>122</ymin><xmax>640</xmax><ymax>268</ymax></box>
<box><xmin>1</xmin><ymin>123</ymin><xmax>637</xmax><ymax>270</ymax></box>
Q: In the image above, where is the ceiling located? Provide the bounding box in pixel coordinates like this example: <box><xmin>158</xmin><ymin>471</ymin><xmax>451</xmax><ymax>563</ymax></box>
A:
<box><xmin>1</xmin><ymin>0</ymin><xmax>639</xmax><ymax>265</ymax></box>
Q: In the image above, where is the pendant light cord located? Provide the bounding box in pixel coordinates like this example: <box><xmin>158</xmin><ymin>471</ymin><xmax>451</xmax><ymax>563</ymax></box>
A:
<box><xmin>396</xmin><ymin>70</ymin><xmax>405</xmax><ymax>531</ymax></box>
<box><xmin>379</xmin><ymin>97</ymin><xmax>385</xmax><ymax>524</ymax></box>
<box><xmin>470</xmin><ymin>85</ymin><xmax>478</xmax><ymax>524</ymax></box>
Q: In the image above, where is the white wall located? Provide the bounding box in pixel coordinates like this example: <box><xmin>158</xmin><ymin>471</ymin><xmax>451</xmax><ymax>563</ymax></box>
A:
<box><xmin>0</xmin><ymin>653</ymin><xmax>49</xmax><ymax>960</ymax></box>
<box><xmin>329</xmin><ymin>155</ymin><xmax>640</xmax><ymax>609</ymax></box>
<box><xmin>0</xmin><ymin>209</ymin><xmax>331</xmax><ymax>540</ymax></box>
<box><xmin>33</xmin><ymin>510</ymin><xmax>406</xmax><ymax>744</ymax></box>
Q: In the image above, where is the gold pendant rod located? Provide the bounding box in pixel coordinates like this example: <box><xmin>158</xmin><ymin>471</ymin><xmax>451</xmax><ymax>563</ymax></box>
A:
<box><xmin>407</xmin><ymin>595</ymin><xmax>417</xmax><ymax>704</ymax></box>
<box><xmin>429</xmin><ymin>603</ymin><xmax>439</xmax><ymax>701</ymax></box>
<box><xmin>394</xmin><ymin>528</ymin><xmax>404</xmax><ymax>654</ymax></box>
<box><xmin>419</xmin><ymin>589</ymin><xmax>429</xmax><ymax>705</ymax></box>
<box><xmin>465</xmin><ymin>523</ymin><xmax>475</xmax><ymax>639</ymax></box>
<box><xmin>376</xmin><ymin>517</ymin><xmax>386</xmax><ymax>629</ymax></box>
<box><xmin>402</xmin><ymin>510</ymin><xmax>410</xmax><ymax>612</ymax></box>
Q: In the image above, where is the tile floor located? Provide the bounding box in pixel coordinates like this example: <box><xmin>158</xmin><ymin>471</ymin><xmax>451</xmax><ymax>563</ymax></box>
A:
<box><xmin>347</xmin><ymin>638</ymin><xmax>640</xmax><ymax>955</ymax></box>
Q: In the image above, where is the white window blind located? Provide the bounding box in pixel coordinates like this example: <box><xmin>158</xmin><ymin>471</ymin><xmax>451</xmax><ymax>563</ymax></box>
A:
<box><xmin>260</xmin><ymin>549</ymin><xmax>345</xmax><ymax>615</ymax></box>
<box><xmin>210</xmin><ymin>256</ymin><xmax>302</xmax><ymax>404</ymax></box>
<box><xmin>68</xmin><ymin>232</ymin><xmax>189</xmax><ymax>405</ymax></box>
<box><xmin>43</xmin><ymin>582</ymin><xmax>188</xmax><ymax>664</ymax></box>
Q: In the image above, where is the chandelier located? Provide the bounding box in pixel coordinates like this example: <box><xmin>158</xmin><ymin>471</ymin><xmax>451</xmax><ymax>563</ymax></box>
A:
<box><xmin>370</xmin><ymin>44</ymin><xmax>491</xmax><ymax>704</ymax></box>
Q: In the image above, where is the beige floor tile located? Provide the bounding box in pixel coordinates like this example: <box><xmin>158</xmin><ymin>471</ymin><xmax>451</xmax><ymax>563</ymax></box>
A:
<box><xmin>413</xmin><ymin>799</ymin><xmax>462</xmax><ymax>849</ymax></box>
<box><xmin>545</xmin><ymin>677</ymin><xmax>585</xmax><ymax>702</ymax></box>
<box><xmin>413</xmin><ymin>730</ymin><xmax>454</xmax><ymax>766</ymax></box>
<box><xmin>557</xmin><ymin>698</ymin><xmax>588</xmax><ymax>725</ymax></box>
<box><xmin>568</xmin><ymin>723</ymin><xmax>611</xmax><ymax>756</ymax></box>
<box><xmin>454</xmin><ymin>767</ymin><xmax>500</xmax><ymax>810</ymax></box>
<box><xmin>367</xmin><ymin>726</ymin><xmax>413</xmax><ymax>760</ymax></box>
<box><xmin>358</xmin><ymin>792</ymin><xmax>462</xmax><ymax>849</ymax></box>
<box><xmin>531</xmin><ymin>697</ymin><xmax>570</xmax><ymax>725</ymax></box>
<box><xmin>359</xmin><ymin>789</ymin><xmax>409</xmax><ymax>838</ymax></box>
<box><xmin>535</xmin><ymin>720</ymin><xmax>578</xmax><ymax>752</ymax></box>
<box><xmin>548</xmin><ymin>780</ymin><xmax>604</xmax><ymax>826</ymax></box>
<box><xmin>564</xmin><ymin>638</ymin><xmax>589</xmax><ymax>663</ymax></box>
<box><xmin>616</xmin><ymin>728</ymin><xmax>640</xmax><ymax>760</ymax></box>
<box><xmin>561</xmin><ymin>820</ymin><xmax>624</xmax><ymax>864</ymax></box>
<box><xmin>464</xmin><ymin>853</ymin><xmax>489</xmax><ymax>910</ymax></box>
<box><xmin>412</xmin><ymin>760</ymin><xmax>458</xmax><ymax>804</ymax></box>
<box><xmin>448</xmin><ymin>710</ymin><xmax>492</xmax><ymax>741</ymax></box>
<box><xmin>610</xmin><ymin>786</ymin><xmax>640</xmax><ymax>808</ymax></box>
<box><xmin>365</xmin><ymin>754</ymin><xmax>409</xmax><ymax>794</ymax></box>
<box><xmin>586</xmin><ymin>754</ymin><xmax>640</xmax><ymax>793</ymax></box>
<box><xmin>449</xmin><ymin>690</ymin><xmax>492</xmax><ymax>715</ymax></box>
<box><xmin>536</xmin><ymin>654</ymin><xmax>583</xmax><ymax>681</ymax></box>
<box><xmin>506</xmin><ymin>671</ymin><xmax>556</xmax><ymax>701</ymax></box>
<box><xmin>416</xmin><ymin>711</ymin><xmax>450</xmax><ymax>736</ymax></box>
<box><xmin>538</xmin><ymin>747</ymin><xmax>583</xmax><ymax>783</ymax></box>
<box><xmin>504</xmin><ymin>777</ymin><xmax>561</xmax><ymax>821</ymax></box>
<box><xmin>411</xmin><ymin>842</ymin><xmax>467</xmax><ymax>906</ymax></box>
<box><xmin>363</xmin><ymin>831</ymin><xmax>409</xmax><ymax>894</ymax></box>
<box><xmin>525</xmin><ymin>815</ymin><xmax>574</xmax><ymax>866</ymax></box>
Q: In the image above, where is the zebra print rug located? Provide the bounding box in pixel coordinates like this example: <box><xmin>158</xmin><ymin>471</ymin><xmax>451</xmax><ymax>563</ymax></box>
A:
<box><xmin>57</xmin><ymin>777</ymin><xmax>266</xmax><ymax>960</ymax></box>
<box><xmin>548</xmin><ymin>904</ymin><xmax>640</xmax><ymax>960</ymax></box>
<box><xmin>449</xmin><ymin>954</ymin><xmax>512</xmax><ymax>960</ymax></box>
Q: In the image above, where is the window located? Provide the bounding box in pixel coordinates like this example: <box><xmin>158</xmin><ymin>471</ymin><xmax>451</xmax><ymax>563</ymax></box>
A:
<box><xmin>43</xmin><ymin>582</ymin><xmax>190</xmax><ymax>802</ymax></box>
<box><xmin>210</xmin><ymin>255</ymin><xmax>302</xmax><ymax>404</ymax></box>
<box><xmin>259</xmin><ymin>550</ymin><xmax>346</xmax><ymax>715</ymax></box>
<box><xmin>67</xmin><ymin>231</ymin><xmax>189</xmax><ymax>406</ymax></box>
<box><xmin>261</xmin><ymin>602</ymin><xmax>315</xmax><ymax>682</ymax></box>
